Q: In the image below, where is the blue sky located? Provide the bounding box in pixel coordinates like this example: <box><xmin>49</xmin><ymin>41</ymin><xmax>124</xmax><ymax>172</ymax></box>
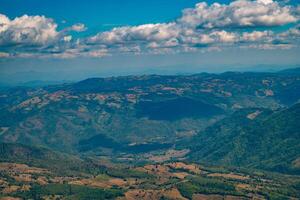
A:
<box><xmin>0</xmin><ymin>0</ymin><xmax>299</xmax><ymax>84</ymax></box>
<box><xmin>0</xmin><ymin>0</ymin><xmax>233</xmax><ymax>36</ymax></box>
<box><xmin>1</xmin><ymin>0</ymin><xmax>201</xmax><ymax>26</ymax></box>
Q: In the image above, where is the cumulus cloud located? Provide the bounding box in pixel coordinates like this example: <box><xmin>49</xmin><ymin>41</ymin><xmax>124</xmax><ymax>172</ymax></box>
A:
<box><xmin>0</xmin><ymin>0</ymin><xmax>299</xmax><ymax>59</ymax></box>
<box><xmin>210</xmin><ymin>31</ymin><xmax>237</xmax><ymax>43</ymax></box>
<box><xmin>178</xmin><ymin>0</ymin><xmax>297</xmax><ymax>28</ymax></box>
<box><xmin>87</xmin><ymin>23</ymin><xmax>180</xmax><ymax>45</ymax></box>
<box><xmin>86</xmin><ymin>23</ymin><xmax>241</xmax><ymax>51</ymax></box>
<box><xmin>0</xmin><ymin>13</ymin><xmax>90</xmax><ymax>58</ymax></box>
<box><xmin>83</xmin><ymin>0</ymin><xmax>299</xmax><ymax>55</ymax></box>
<box><xmin>0</xmin><ymin>14</ymin><xmax>59</xmax><ymax>46</ymax></box>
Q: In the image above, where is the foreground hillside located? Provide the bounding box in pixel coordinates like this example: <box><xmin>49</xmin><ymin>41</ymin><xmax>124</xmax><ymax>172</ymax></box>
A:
<box><xmin>0</xmin><ymin>143</ymin><xmax>299</xmax><ymax>200</ymax></box>
<box><xmin>0</xmin><ymin>143</ymin><xmax>106</xmax><ymax>176</ymax></box>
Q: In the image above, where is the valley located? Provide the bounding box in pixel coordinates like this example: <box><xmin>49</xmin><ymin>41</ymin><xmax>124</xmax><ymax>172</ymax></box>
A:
<box><xmin>0</xmin><ymin>68</ymin><xmax>300</xmax><ymax>199</ymax></box>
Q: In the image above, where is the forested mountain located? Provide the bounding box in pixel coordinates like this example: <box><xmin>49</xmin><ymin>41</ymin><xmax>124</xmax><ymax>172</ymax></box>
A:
<box><xmin>0</xmin><ymin>69</ymin><xmax>300</xmax><ymax>199</ymax></box>
<box><xmin>183</xmin><ymin>104</ymin><xmax>300</xmax><ymax>174</ymax></box>
<box><xmin>1</xmin><ymin>70</ymin><xmax>299</xmax><ymax>154</ymax></box>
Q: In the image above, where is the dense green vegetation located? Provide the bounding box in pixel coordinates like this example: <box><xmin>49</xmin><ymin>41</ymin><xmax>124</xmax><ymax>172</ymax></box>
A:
<box><xmin>185</xmin><ymin>104</ymin><xmax>300</xmax><ymax>174</ymax></box>
<box><xmin>136</xmin><ymin>97</ymin><xmax>223</xmax><ymax>121</ymax></box>
<box><xmin>177</xmin><ymin>177</ymin><xmax>241</xmax><ymax>199</ymax></box>
<box><xmin>14</xmin><ymin>184</ymin><xmax>123</xmax><ymax>200</ymax></box>
<box><xmin>78</xmin><ymin>133</ymin><xmax>172</xmax><ymax>153</ymax></box>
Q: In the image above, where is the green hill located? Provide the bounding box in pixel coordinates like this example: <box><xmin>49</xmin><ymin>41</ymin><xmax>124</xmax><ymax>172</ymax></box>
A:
<box><xmin>0</xmin><ymin>143</ymin><xmax>105</xmax><ymax>175</ymax></box>
<box><xmin>0</xmin><ymin>70</ymin><xmax>299</xmax><ymax>158</ymax></box>
<box><xmin>185</xmin><ymin>104</ymin><xmax>300</xmax><ymax>174</ymax></box>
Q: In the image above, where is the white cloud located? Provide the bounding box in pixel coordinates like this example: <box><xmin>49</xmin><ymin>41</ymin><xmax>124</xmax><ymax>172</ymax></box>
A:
<box><xmin>210</xmin><ymin>31</ymin><xmax>237</xmax><ymax>43</ymax></box>
<box><xmin>286</xmin><ymin>28</ymin><xmax>300</xmax><ymax>37</ymax></box>
<box><xmin>0</xmin><ymin>13</ymin><xmax>91</xmax><ymax>58</ymax></box>
<box><xmin>242</xmin><ymin>31</ymin><xmax>273</xmax><ymax>41</ymax></box>
<box><xmin>84</xmin><ymin>0</ymin><xmax>299</xmax><ymax>55</ymax></box>
<box><xmin>88</xmin><ymin>23</ymin><xmax>180</xmax><ymax>45</ymax></box>
<box><xmin>0</xmin><ymin>14</ymin><xmax>59</xmax><ymax>46</ymax></box>
<box><xmin>63</xmin><ymin>35</ymin><xmax>72</xmax><ymax>42</ymax></box>
<box><xmin>257</xmin><ymin>0</ymin><xmax>273</xmax><ymax>5</ymax></box>
<box><xmin>70</xmin><ymin>23</ymin><xmax>87</xmax><ymax>32</ymax></box>
<box><xmin>146</xmin><ymin>38</ymin><xmax>179</xmax><ymax>49</ymax></box>
<box><xmin>179</xmin><ymin>30</ymin><xmax>214</xmax><ymax>45</ymax></box>
<box><xmin>178</xmin><ymin>0</ymin><xmax>297</xmax><ymax>28</ymax></box>
<box><xmin>1</xmin><ymin>0</ymin><xmax>299</xmax><ymax>59</ymax></box>
<box><xmin>276</xmin><ymin>25</ymin><xmax>300</xmax><ymax>44</ymax></box>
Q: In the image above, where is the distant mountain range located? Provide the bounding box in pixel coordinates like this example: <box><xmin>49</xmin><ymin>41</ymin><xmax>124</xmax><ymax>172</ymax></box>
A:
<box><xmin>0</xmin><ymin>68</ymin><xmax>299</xmax><ymax>175</ymax></box>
